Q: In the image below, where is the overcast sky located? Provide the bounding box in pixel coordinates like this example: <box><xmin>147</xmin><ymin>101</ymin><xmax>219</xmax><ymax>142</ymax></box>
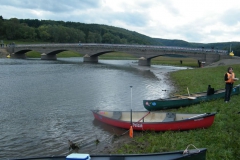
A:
<box><xmin>1</xmin><ymin>0</ymin><xmax>240</xmax><ymax>43</ymax></box>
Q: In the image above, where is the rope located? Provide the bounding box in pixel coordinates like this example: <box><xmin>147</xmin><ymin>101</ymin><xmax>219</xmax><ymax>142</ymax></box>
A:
<box><xmin>183</xmin><ymin>144</ymin><xmax>200</xmax><ymax>154</ymax></box>
<box><xmin>137</xmin><ymin>112</ymin><xmax>150</xmax><ymax>122</ymax></box>
<box><xmin>120</xmin><ymin>129</ymin><xmax>130</xmax><ymax>136</ymax></box>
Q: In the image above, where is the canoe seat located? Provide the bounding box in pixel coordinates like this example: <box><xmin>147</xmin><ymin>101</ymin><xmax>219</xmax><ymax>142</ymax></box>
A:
<box><xmin>207</xmin><ymin>85</ymin><xmax>215</xmax><ymax>96</ymax></box>
<box><xmin>112</xmin><ymin>111</ymin><xmax>122</xmax><ymax>120</ymax></box>
<box><xmin>163</xmin><ymin>112</ymin><xmax>176</xmax><ymax>122</ymax></box>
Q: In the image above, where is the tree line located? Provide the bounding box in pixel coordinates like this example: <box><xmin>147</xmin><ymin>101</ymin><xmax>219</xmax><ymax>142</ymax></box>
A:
<box><xmin>0</xmin><ymin>16</ymin><xmax>161</xmax><ymax>45</ymax></box>
<box><xmin>0</xmin><ymin>15</ymin><xmax>239</xmax><ymax>56</ymax></box>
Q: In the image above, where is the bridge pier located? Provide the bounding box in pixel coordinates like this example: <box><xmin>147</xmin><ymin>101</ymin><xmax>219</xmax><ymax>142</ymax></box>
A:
<box><xmin>10</xmin><ymin>53</ymin><xmax>26</xmax><ymax>59</ymax></box>
<box><xmin>83</xmin><ymin>54</ymin><xmax>98</xmax><ymax>63</ymax></box>
<box><xmin>138</xmin><ymin>57</ymin><xmax>151</xmax><ymax>66</ymax></box>
<box><xmin>41</xmin><ymin>53</ymin><xmax>57</xmax><ymax>60</ymax></box>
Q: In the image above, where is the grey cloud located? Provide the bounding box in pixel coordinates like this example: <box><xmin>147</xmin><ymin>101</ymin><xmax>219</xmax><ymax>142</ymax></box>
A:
<box><xmin>112</xmin><ymin>12</ymin><xmax>149</xmax><ymax>27</ymax></box>
<box><xmin>1</xmin><ymin>0</ymin><xmax>101</xmax><ymax>13</ymax></box>
<box><xmin>220</xmin><ymin>9</ymin><xmax>240</xmax><ymax>25</ymax></box>
<box><xmin>64</xmin><ymin>10</ymin><xmax>149</xmax><ymax>27</ymax></box>
<box><xmin>165</xmin><ymin>23</ymin><xmax>206</xmax><ymax>43</ymax></box>
<box><xmin>159</xmin><ymin>0</ymin><xmax>180</xmax><ymax>15</ymax></box>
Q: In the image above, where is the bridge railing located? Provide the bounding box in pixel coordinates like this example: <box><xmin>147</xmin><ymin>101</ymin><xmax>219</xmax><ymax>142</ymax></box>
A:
<box><xmin>11</xmin><ymin>43</ymin><xmax>228</xmax><ymax>55</ymax></box>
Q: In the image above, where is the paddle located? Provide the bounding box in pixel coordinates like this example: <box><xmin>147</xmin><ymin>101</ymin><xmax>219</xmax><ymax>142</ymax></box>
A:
<box><xmin>187</xmin><ymin>87</ymin><xmax>196</xmax><ymax>99</ymax></box>
<box><xmin>129</xmin><ymin>86</ymin><xmax>133</xmax><ymax>138</ymax></box>
<box><xmin>187</xmin><ymin>87</ymin><xmax>190</xmax><ymax>96</ymax></box>
<box><xmin>188</xmin><ymin>113</ymin><xmax>206</xmax><ymax>119</ymax></box>
<box><xmin>187</xmin><ymin>97</ymin><xmax>196</xmax><ymax>100</ymax></box>
<box><xmin>137</xmin><ymin>111</ymin><xmax>150</xmax><ymax>122</ymax></box>
<box><xmin>174</xmin><ymin>94</ymin><xmax>196</xmax><ymax>99</ymax></box>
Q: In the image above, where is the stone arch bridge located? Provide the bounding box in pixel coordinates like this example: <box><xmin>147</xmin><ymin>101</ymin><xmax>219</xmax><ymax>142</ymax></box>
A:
<box><xmin>7</xmin><ymin>43</ymin><xmax>230</xmax><ymax>66</ymax></box>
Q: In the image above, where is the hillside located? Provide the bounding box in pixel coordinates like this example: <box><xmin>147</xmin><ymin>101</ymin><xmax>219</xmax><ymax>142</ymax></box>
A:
<box><xmin>0</xmin><ymin>16</ymin><xmax>240</xmax><ymax>56</ymax></box>
<box><xmin>154</xmin><ymin>38</ymin><xmax>240</xmax><ymax>51</ymax></box>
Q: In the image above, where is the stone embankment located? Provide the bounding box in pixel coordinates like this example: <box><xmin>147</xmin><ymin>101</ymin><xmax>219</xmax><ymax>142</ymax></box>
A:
<box><xmin>0</xmin><ymin>48</ymin><xmax>9</xmax><ymax>58</ymax></box>
<box><xmin>205</xmin><ymin>56</ymin><xmax>240</xmax><ymax>67</ymax></box>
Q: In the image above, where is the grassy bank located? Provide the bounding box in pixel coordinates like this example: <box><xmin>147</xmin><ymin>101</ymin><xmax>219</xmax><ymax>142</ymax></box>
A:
<box><xmin>113</xmin><ymin>64</ymin><xmax>240</xmax><ymax>159</ymax></box>
<box><xmin>25</xmin><ymin>51</ymin><xmax>137</xmax><ymax>59</ymax></box>
<box><xmin>152</xmin><ymin>56</ymin><xmax>199</xmax><ymax>67</ymax></box>
<box><xmin>26</xmin><ymin>51</ymin><xmax>82</xmax><ymax>58</ymax></box>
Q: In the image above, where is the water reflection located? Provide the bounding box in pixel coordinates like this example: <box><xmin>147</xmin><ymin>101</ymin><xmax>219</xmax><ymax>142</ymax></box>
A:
<box><xmin>92</xmin><ymin>119</ymin><xmax>127</xmax><ymax>136</ymax></box>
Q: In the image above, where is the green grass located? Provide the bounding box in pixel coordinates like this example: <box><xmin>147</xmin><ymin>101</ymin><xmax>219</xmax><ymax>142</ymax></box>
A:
<box><xmin>152</xmin><ymin>56</ymin><xmax>199</xmax><ymax>67</ymax></box>
<box><xmin>57</xmin><ymin>51</ymin><xmax>82</xmax><ymax>57</ymax></box>
<box><xmin>113</xmin><ymin>64</ymin><xmax>240</xmax><ymax>160</ymax></box>
<box><xmin>25</xmin><ymin>51</ymin><xmax>83</xmax><ymax>58</ymax></box>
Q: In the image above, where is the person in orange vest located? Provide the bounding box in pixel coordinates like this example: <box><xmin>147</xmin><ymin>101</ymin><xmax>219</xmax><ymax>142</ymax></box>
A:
<box><xmin>224</xmin><ymin>67</ymin><xmax>238</xmax><ymax>103</ymax></box>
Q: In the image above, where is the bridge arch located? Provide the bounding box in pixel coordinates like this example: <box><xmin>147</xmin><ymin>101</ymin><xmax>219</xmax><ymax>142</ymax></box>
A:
<box><xmin>10</xmin><ymin>49</ymin><xmax>32</xmax><ymax>59</ymax></box>
<box><xmin>41</xmin><ymin>49</ymin><xmax>68</xmax><ymax>60</ymax></box>
<box><xmin>83</xmin><ymin>50</ymin><xmax>116</xmax><ymax>63</ymax></box>
<box><xmin>137</xmin><ymin>53</ymin><xmax>189</xmax><ymax>66</ymax></box>
<box><xmin>84</xmin><ymin>50</ymin><xmax>139</xmax><ymax>63</ymax></box>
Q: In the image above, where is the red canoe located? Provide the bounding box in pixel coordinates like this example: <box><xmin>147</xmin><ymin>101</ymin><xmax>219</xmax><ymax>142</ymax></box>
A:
<box><xmin>91</xmin><ymin>110</ymin><xmax>216</xmax><ymax>131</ymax></box>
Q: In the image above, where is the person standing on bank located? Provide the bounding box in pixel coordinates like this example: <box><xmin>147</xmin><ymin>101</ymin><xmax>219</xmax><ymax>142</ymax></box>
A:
<box><xmin>224</xmin><ymin>67</ymin><xmax>238</xmax><ymax>103</ymax></box>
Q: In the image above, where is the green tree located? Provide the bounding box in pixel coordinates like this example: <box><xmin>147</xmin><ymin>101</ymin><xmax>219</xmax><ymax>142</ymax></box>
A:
<box><xmin>120</xmin><ymin>38</ymin><xmax>128</xmax><ymax>44</ymax></box>
<box><xmin>38</xmin><ymin>25</ymin><xmax>51</xmax><ymax>41</ymax></box>
<box><xmin>113</xmin><ymin>36</ymin><xmax>121</xmax><ymax>44</ymax></box>
<box><xmin>86</xmin><ymin>32</ymin><xmax>102</xmax><ymax>43</ymax></box>
<box><xmin>0</xmin><ymin>16</ymin><xmax>4</xmax><ymax>38</ymax></box>
<box><xmin>4</xmin><ymin>18</ymin><xmax>21</xmax><ymax>40</ymax></box>
<box><xmin>232</xmin><ymin>44</ymin><xmax>240</xmax><ymax>56</ymax></box>
<box><xmin>94</xmin><ymin>33</ymin><xmax>102</xmax><ymax>43</ymax></box>
<box><xmin>18</xmin><ymin>23</ymin><xmax>36</xmax><ymax>40</ymax></box>
<box><xmin>87</xmin><ymin>32</ymin><xmax>95</xmax><ymax>43</ymax></box>
<box><xmin>77</xmin><ymin>30</ymin><xmax>86</xmax><ymax>43</ymax></box>
<box><xmin>102</xmin><ymin>32</ymin><xmax>115</xmax><ymax>43</ymax></box>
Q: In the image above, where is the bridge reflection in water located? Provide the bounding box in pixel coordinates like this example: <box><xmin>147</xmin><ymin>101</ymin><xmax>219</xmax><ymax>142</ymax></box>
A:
<box><xmin>7</xmin><ymin>43</ymin><xmax>231</xmax><ymax>66</ymax></box>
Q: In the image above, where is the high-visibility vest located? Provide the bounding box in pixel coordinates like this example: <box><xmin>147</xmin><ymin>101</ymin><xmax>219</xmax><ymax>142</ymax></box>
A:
<box><xmin>225</xmin><ymin>72</ymin><xmax>235</xmax><ymax>83</ymax></box>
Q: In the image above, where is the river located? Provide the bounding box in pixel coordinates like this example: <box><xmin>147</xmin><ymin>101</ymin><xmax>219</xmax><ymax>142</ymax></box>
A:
<box><xmin>0</xmin><ymin>58</ymin><xmax>188</xmax><ymax>159</ymax></box>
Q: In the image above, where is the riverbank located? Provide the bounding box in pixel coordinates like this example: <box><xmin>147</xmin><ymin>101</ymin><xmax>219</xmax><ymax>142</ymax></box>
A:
<box><xmin>0</xmin><ymin>48</ymin><xmax>9</xmax><ymax>58</ymax></box>
<box><xmin>205</xmin><ymin>57</ymin><xmax>240</xmax><ymax>67</ymax></box>
<box><xmin>92</xmin><ymin>60</ymin><xmax>240</xmax><ymax>159</ymax></box>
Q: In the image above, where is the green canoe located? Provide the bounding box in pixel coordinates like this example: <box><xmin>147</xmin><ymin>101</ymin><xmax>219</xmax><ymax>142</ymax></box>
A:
<box><xmin>10</xmin><ymin>148</ymin><xmax>207</xmax><ymax>160</ymax></box>
<box><xmin>143</xmin><ymin>85</ymin><xmax>240</xmax><ymax>111</ymax></box>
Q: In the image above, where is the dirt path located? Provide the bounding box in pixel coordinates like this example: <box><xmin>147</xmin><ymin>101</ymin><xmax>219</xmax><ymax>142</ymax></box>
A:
<box><xmin>205</xmin><ymin>57</ymin><xmax>240</xmax><ymax>68</ymax></box>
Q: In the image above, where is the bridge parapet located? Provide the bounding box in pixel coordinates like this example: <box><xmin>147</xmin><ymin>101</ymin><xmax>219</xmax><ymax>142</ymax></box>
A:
<box><xmin>12</xmin><ymin>43</ymin><xmax>227</xmax><ymax>54</ymax></box>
